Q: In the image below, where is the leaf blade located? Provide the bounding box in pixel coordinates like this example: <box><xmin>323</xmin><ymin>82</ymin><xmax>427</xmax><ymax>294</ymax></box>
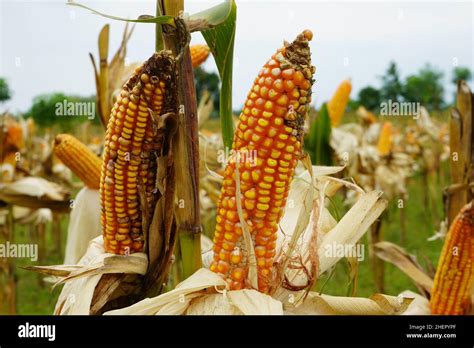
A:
<box><xmin>67</xmin><ymin>2</ymin><xmax>174</xmax><ymax>25</ymax></box>
<box><xmin>200</xmin><ymin>0</ymin><xmax>236</xmax><ymax>151</ymax></box>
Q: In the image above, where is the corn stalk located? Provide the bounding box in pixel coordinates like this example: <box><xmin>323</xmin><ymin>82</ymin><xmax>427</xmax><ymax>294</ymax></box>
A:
<box><xmin>445</xmin><ymin>81</ymin><xmax>474</xmax><ymax>227</ymax></box>
<box><xmin>0</xmin><ymin>205</ymin><xmax>16</xmax><ymax>314</ymax></box>
<box><xmin>25</xmin><ymin>0</ymin><xmax>233</xmax><ymax>314</ymax></box>
<box><xmin>161</xmin><ymin>0</ymin><xmax>202</xmax><ymax>278</ymax></box>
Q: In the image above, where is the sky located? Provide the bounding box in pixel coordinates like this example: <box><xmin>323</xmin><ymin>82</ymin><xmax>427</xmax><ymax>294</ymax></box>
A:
<box><xmin>0</xmin><ymin>0</ymin><xmax>472</xmax><ymax>114</ymax></box>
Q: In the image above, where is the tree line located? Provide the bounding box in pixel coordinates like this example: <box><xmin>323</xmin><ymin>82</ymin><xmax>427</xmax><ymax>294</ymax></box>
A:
<box><xmin>353</xmin><ymin>62</ymin><xmax>472</xmax><ymax>112</ymax></box>
<box><xmin>0</xmin><ymin>62</ymin><xmax>472</xmax><ymax>127</ymax></box>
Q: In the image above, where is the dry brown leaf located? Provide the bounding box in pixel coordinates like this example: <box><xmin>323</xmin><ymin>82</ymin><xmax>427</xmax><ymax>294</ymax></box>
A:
<box><xmin>374</xmin><ymin>241</ymin><xmax>433</xmax><ymax>295</ymax></box>
<box><xmin>287</xmin><ymin>292</ymin><xmax>413</xmax><ymax>315</ymax></box>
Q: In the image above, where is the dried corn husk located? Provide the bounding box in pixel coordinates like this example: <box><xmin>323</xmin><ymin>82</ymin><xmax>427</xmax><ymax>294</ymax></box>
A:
<box><xmin>286</xmin><ymin>292</ymin><xmax>413</xmax><ymax>315</ymax></box>
<box><xmin>0</xmin><ymin>177</ymin><xmax>70</xmax><ymax>212</ymax></box>
<box><xmin>64</xmin><ymin>187</ymin><xmax>101</xmax><ymax>264</ymax></box>
<box><xmin>103</xmin><ymin>165</ymin><xmax>397</xmax><ymax>315</ymax></box>
<box><xmin>27</xmin><ymin>236</ymin><xmax>147</xmax><ymax>315</ymax></box>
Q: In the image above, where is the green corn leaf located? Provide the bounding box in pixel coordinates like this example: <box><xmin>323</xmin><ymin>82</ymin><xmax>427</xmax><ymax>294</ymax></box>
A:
<box><xmin>69</xmin><ymin>0</ymin><xmax>236</xmax><ymax>151</ymax></box>
<box><xmin>311</xmin><ymin>103</ymin><xmax>332</xmax><ymax>166</ymax></box>
<box><xmin>187</xmin><ymin>0</ymin><xmax>233</xmax><ymax>32</ymax></box>
<box><xmin>200</xmin><ymin>0</ymin><xmax>236</xmax><ymax>151</ymax></box>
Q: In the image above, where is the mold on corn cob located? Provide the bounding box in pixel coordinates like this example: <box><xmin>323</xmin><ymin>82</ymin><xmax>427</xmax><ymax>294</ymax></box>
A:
<box><xmin>100</xmin><ymin>52</ymin><xmax>176</xmax><ymax>255</ymax></box>
<box><xmin>210</xmin><ymin>30</ymin><xmax>315</xmax><ymax>293</ymax></box>
<box><xmin>54</xmin><ymin>134</ymin><xmax>102</xmax><ymax>190</ymax></box>
<box><xmin>190</xmin><ymin>44</ymin><xmax>210</xmax><ymax>68</ymax></box>
<box><xmin>430</xmin><ymin>202</ymin><xmax>474</xmax><ymax>315</ymax></box>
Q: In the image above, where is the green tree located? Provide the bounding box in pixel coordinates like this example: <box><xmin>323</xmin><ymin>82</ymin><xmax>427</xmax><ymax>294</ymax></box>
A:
<box><xmin>402</xmin><ymin>64</ymin><xmax>444</xmax><ymax>111</ymax></box>
<box><xmin>357</xmin><ymin>86</ymin><xmax>381</xmax><ymax>111</ymax></box>
<box><xmin>452</xmin><ymin>66</ymin><xmax>472</xmax><ymax>84</ymax></box>
<box><xmin>28</xmin><ymin>93</ymin><xmax>98</xmax><ymax>131</ymax></box>
<box><xmin>379</xmin><ymin>61</ymin><xmax>403</xmax><ymax>103</ymax></box>
<box><xmin>194</xmin><ymin>67</ymin><xmax>220</xmax><ymax>117</ymax></box>
<box><xmin>0</xmin><ymin>78</ymin><xmax>11</xmax><ymax>103</ymax></box>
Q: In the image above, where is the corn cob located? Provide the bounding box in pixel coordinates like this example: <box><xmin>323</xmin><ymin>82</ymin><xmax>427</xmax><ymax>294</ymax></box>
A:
<box><xmin>100</xmin><ymin>52</ymin><xmax>176</xmax><ymax>255</ymax></box>
<box><xmin>190</xmin><ymin>44</ymin><xmax>210</xmax><ymax>68</ymax></box>
<box><xmin>430</xmin><ymin>202</ymin><xmax>474</xmax><ymax>315</ymax></box>
<box><xmin>210</xmin><ymin>30</ymin><xmax>315</xmax><ymax>293</ymax></box>
<box><xmin>54</xmin><ymin>134</ymin><xmax>102</xmax><ymax>190</ymax></box>
<box><xmin>327</xmin><ymin>79</ymin><xmax>351</xmax><ymax>127</ymax></box>
<box><xmin>377</xmin><ymin>122</ymin><xmax>393</xmax><ymax>156</ymax></box>
<box><xmin>6</xmin><ymin>123</ymin><xmax>24</xmax><ymax>150</ymax></box>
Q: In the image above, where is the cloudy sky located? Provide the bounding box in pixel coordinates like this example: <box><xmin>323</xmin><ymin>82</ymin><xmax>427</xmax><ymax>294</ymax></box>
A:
<box><xmin>0</xmin><ymin>0</ymin><xmax>472</xmax><ymax>113</ymax></box>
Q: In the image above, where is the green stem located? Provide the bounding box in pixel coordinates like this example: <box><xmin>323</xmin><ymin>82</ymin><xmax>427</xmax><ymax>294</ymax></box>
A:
<box><xmin>180</xmin><ymin>233</ymin><xmax>202</xmax><ymax>279</ymax></box>
<box><xmin>155</xmin><ymin>0</ymin><xmax>164</xmax><ymax>52</ymax></box>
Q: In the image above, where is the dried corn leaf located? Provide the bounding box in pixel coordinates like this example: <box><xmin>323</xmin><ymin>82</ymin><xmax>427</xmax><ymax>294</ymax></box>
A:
<box><xmin>0</xmin><ymin>177</ymin><xmax>70</xmax><ymax>212</ymax></box>
<box><xmin>104</xmin><ymin>268</ymin><xmax>226</xmax><ymax>315</ymax></box>
<box><xmin>278</xmin><ymin>165</ymin><xmax>345</xmax><ymax>244</ymax></box>
<box><xmin>197</xmin><ymin>90</ymin><xmax>214</xmax><ymax>129</ymax></box>
<box><xmin>374</xmin><ymin>241</ymin><xmax>433</xmax><ymax>295</ymax></box>
<box><xmin>15</xmin><ymin>207</ymin><xmax>52</xmax><ymax>225</ymax></box>
<box><xmin>0</xmin><ymin>177</ymin><xmax>68</xmax><ymax>201</ymax></box>
<box><xmin>318</xmin><ymin>191</ymin><xmax>387</xmax><ymax>275</ymax></box>
<box><xmin>97</xmin><ymin>24</ymin><xmax>110</xmax><ymax>128</ymax></box>
<box><xmin>287</xmin><ymin>292</ymin><xmax>413</xmax><ymax>315</ymax></box>
<box><xmin>29</xmin><ymin>237</ymin><xmax>147</xmax><ymax>315</ymax></box>
<box><xmin>457</xmin><ymin>81</ymin><xmax>472</xmax><ymax>165</ymax></box>
<box><xmin>400</xmin><ymin>290</ymin><xmax>430</xmax><ymax>315</ymax></box>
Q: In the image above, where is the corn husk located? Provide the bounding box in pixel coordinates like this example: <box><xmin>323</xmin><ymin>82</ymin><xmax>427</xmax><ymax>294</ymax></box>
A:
<box><xmin>28</xmin><ymin>162</ymin><xmax>399</xmax><ymax>315</ymax></box>
<box><xmin>0</xmin><ymin>177</ymin><xmax>70</xmax><ymax>212</ymax></box>
<box><xmin>400</xmin><ymin>290</ymin><xmax>430</xmax><ymax>315</ymax></box>
<box><xmin>63</xmin><ymin>187</ymin><xmax>101</xmax><ymax>264</ymax></box>
<box><xmin>103</xmin><ymin>165</ymin><xmax>397</xmax><ymax>315</ymax></box>
<box><xmin>0</xmin><ymin>206</ymin><xmax>52</xmax><ymax>225</ymax></box>
<box><xmin>103</xmin><ymin>267</ymin><xmax>411</xmax><ymax>315</ymax></box>
<box><xmin>286</xmin><ymin>292</ymin><xmax>413</xmax><ymax>315</ymax></box>
<box><xmin>26</xmin><ymin>236</ymin><xmax>148</xmax><ymax>315</ymax></box>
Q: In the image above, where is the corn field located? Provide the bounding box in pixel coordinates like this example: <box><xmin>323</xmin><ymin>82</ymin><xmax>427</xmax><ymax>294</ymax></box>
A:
<box><xmin>0</xmin><ymin>0</ymin><xmax>473</xmax><ymax>326</ymax></box>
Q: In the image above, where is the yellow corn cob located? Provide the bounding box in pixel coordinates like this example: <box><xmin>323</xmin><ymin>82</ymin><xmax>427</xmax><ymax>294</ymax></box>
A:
<box><xmin>327</xmin><ymin>79</ymin><xmax>352</xmax><ymax>127</ymax></box>
<box><xmin>190</xmin><ymin>44</ymin><xmax>210</xmax><ymax>68</ymax></box>
<box><xmin>377</xmin><ymin>122</ymin><xmax>393</xmax><ymax>156</ymax></box>
<box><xmin>430</xmin><ymin>202</ymin><xmax>474</xmax><ymax>315</ymax></box>
<box><xmin>100</xmin><ymin>52</ymin><xmax>176</xmax><ymax>255</ymax></box>
<box><xmin>54</xmin><ymin>134</ymin><xmax>102</xmax><ymax>190</ymax></box>
<box><xmin>6</xmin><ymin>123</ymin><xmax>24</xmax><ymax>150</ymax></box>
<box><xmin>210</xmin><ymin>30</ymin><xmax>315</xmax><ymax>293</ymax></box>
